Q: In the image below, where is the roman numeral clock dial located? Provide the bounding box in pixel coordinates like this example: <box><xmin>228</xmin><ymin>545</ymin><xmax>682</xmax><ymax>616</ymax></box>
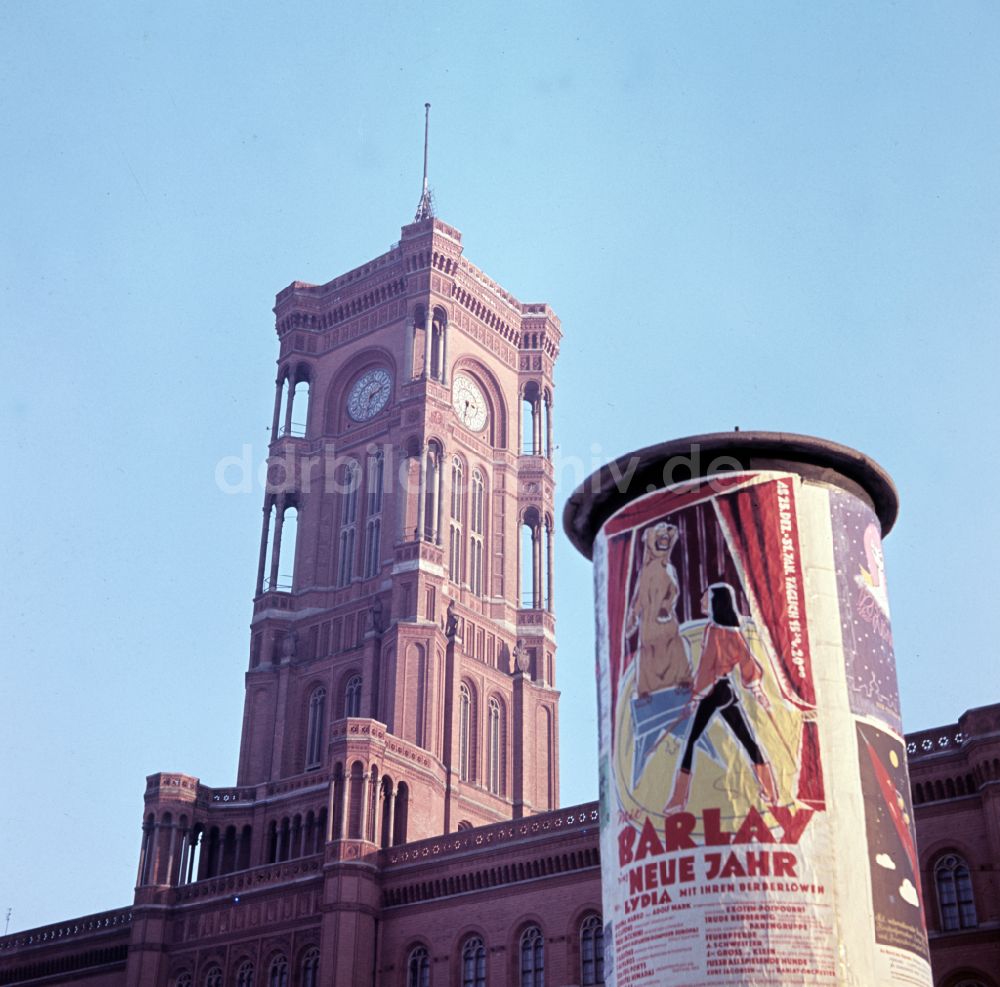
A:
<box><xmin>347</xmin><ymin>368</ymin><xmax>392</xmax><ymax>422</ymax></box>
<box><xmin>451</xmin><ymin>373</ymin><xmax>488</xmax><ymax>432</ymax></box>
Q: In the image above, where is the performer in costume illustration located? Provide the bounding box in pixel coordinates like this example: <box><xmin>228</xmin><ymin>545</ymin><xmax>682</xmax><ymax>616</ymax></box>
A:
<box><xmin>625</xmin><ymin>522</ymin><xmax>692</xmax><ymax>699</ymax></box>
<box><xmin>665</xmin><ymin>582</ymin><xmax>778</xmax><ymax>813</ymax></box>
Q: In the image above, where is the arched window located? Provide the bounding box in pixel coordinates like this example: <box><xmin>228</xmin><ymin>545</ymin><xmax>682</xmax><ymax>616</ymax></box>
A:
<box><xmin>288</xmin><ymin>379</ymin><xmax>310</xmax><ymax>437</ymax></box>
<box><xmin>488</xmin><ymin>697</ymin><xmax>505</xmax><ymax>796</ymax></box>
<box><xmin>305</xmin><ymin>687</ymin><xmax>326</xmax><ymax>769</ymax></box>
<box><xmin>459</xmin><ymin>683</ymin><xmax>472</xmax><ymax>782</ymax></box>
<box><xmin>174</xmin><ymin>973</ymin><xmax>193</xmax><ymax>987</ymax></box>
<box><xmin>364</xmin><ymin>451</ymin><xmax>384</xmax><ymax>579</ymax></box>
<box><xmin>407</xmin><ymin>945</ymin><xmax>430</xmax><ymax>987</ymax></box>
<box><xmin>300</xmin><ymin>948</ymin><xmax>320</xmax><ymax>987</ymax></box>
<box><xmin>344</xmin><ymin>675</ymin><xmax>362</xmax><ymax>718</ymax></box>
<box><xmin>580</xmin><ymin>914</ymin><xmax>605</xmax><ymax>985</ymax></box>
<box><xmin>450</xmin><ymin>457</ymin><xmax>464</xmax><ymax>583</ymax></box>
<box><xmin>936</xmin><ymin>853</ymin><xmax>977</xmax><ymax>930</ymax></box>
<box><xmin>462</xmin><ymin>935</ymin><xmax>487</xmax><ymax>987</ymax></box>
<box><xmin>337</xmin><ymin>461</ymin><xmax>359</xmax><ymax>586</ymax></box>
<box><xmin>276</xmin><ymin>506</ymin><xmax>298</xmax><ymax>590</ymax></box>
<box><xmin>519</xmin><ymin>926</ymin><xmax>544</xmax><ymax>987</ymax></box>
<box><xmin>203</xmin><ymin>967</ymin><xmax>223</xmax><ymax>987</ymax></box>
<box><xmin>268</xmin><ymin>956</ymin><xmax>288</xmax><ymax>987</ymax></box>
<box><xmin>236</xmin><ymin>962</ymin><xmax>255</xmax><ymax>987</ymax></box>
<box><xmin>469</xmin><ymin>469</ymin><xmax>485</xmax><ymax>596</ymax></box>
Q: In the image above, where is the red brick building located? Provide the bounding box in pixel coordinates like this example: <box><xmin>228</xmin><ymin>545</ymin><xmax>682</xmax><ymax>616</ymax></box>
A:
<box><xmin>0</xmin><ymin>205</ymin><xmax>996</xmax><ymax>987</ymax></box>
<box><xmin>907</xmin><ymin>705</ymin><xmax>1000</xmax><ymax>986</ymax></box>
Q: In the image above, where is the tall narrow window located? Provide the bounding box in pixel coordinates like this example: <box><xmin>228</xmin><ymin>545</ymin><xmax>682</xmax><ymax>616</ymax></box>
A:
<box><xmin>469</xmin><ymin>469</ymin><xmax>485</xmax><ymax>596</ymax></box>
<box><xmin>204</xmin><ymin>968</ymin><xmax>223</xmax><ymax>987</ymax></box>
<box><xmin>364</xmin><ymin>451</ymin><xmax>384</xmax><ymax>579</ymax></box>
<box><xmin>935</xmin><ymin>853</ymin><xmax>977</xmax><ymax>930</ymax></box>
<box><xmin>461</xmin><ymin>936</ymin><xmax>487</xmax><ymax>987</ymax></box>
<box><xmin>300</xmin><ymin>949</ymin><xmax>320</xmax><ymax>987</ymax></box>
<box><xmin>519</xmin><ymin>927</ymin><xmax>544</xmax><ymax>987</ymax></box>
<box><xmin>580</xmin><ymin>914</ymin><xmax>604</xmax><ymax>985</ymax></box>
<box><xmin>488</xmin><ymin>697</ymin><xmax>505</xmax><ymax>796</ymax></box>
<box><xmin>268</xmin><ymin>956</ymin><xmax>288</xmax><ymax>987</ymax></box>
<box><xmin>277</xmin><ymin>505</ymin><xmax>298</xmax><ymax>590</ymax></box>
<box><xmin>344</xmin><ymin>674</ymin><xmax>362</xmax><ymax>718</ymax></box>
<box><xmin>450</xmin><ymin>457</ymin><xmax>464</xmax><ymax>583</ymax></box>
<box><xmin>305</xmin><ymin>687</ymin><xmax>326</xmax><ymax>769</ymax></box>
<box><xmin>236</xmin><ymin>962</ymin><xmax>255</xmax><ymax>987</ymax></box>
<box><xmin>288</xmin><ymin>380</ymin><xmax>310</xmax><ymax>437</ymax></box>
<box><xmin>459</xmin><ymin>684</ymin><xmax>472</xmax><ymax>782</ymax></box>
<box><xmin>407</xmin><ymin>945</ymin><xmax>430</xmax><ymax>987</ymax></box>
<box><xmin>337</xmin><ymin>462</ymin><xmax>359</xmax><ymax>586</ymax></box>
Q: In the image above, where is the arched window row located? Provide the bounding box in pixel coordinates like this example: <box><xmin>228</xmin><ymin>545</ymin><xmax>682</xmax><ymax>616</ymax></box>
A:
<box><xmin>138</xmin><ymin>814</ymin><xmax>254</xmax><ymax>887</ymax></box>
<box><xmin>396</xmin><ymin>915</ymin><xmax>601</xmax><ymax>987</ymax></box>
<box><xmin>266</xmin><ymin>806</ymin><xmax>328</xmax><ymax>864</ymax></box>
<box><xmin>327</xmin><ymin>761</ymin><xmax>409</xmax><ymax>847</ymax></box>
<box><xmin>381</xmin><ymin>846</ymin><xmax>601</xmax><ymax>906</ymax></box>
<box><xmin>935</xmin><ymin>853</ymin><xmax>978</xmax><ymax>931</ymax></box>
<box><xmin>912</xmin><ymin>773</ymin><xmax>979</xmax><ymax>804</ymax></box>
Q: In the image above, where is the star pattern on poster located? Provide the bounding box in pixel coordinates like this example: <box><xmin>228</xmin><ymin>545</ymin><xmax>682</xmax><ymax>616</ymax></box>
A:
<box><xmin>831</xmin><ymin>492</ymin><xmax>901</xmax><ymax>734</ymax></box>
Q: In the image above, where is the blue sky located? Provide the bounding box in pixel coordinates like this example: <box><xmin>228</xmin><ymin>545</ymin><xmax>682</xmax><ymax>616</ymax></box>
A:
<box><xmin>2</xmin><ymin>1</ymin><xmax>998</xmax><ymax>933</ymax></box>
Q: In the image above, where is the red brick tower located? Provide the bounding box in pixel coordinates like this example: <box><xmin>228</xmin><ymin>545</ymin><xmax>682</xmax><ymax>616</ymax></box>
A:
<box><xmin>238</xmin><ymin>208</ymin><xmax>562</xmax><ymax>834</ymax></box>
<box><xmin>125</xmin><ymin>189</ymin><xmax>562</xmax><ymax>983</ymax></box>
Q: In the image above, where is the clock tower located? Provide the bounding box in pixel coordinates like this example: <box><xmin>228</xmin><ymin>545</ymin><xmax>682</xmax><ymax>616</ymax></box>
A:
<box><xmin>120</xmin><ymin>185</ymin><xmax>565</xmax><ymax>985</ymax></box>
<box><xmin>234</xmin><ymin>206</ymin><xmax>562</xmax><ymax>848</ymax></box>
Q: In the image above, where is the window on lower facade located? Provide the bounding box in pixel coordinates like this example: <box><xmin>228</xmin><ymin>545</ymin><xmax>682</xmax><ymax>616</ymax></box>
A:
<box><xmin>407</xmin><ymin>945</ymin><xmax>430</xmax><ymax>987</ymax></box>
<box><xmin>935</xmin><ymin>853</ymin><xmax>977</xmax><ymax>930</ymax></box>
<box><xmin>461</xmin><ymin>935</ymin><xmax>486</xmax><ymax>987</ymax></box>
<box><xmin>520</xmin><ymin>926</ymin><xmax>544</xmax><ymax>987</ymax></box>
<box><xmin>580</xmin><ymin>913</ymin><xmax>605</xmax><ymax>984</ymax></box>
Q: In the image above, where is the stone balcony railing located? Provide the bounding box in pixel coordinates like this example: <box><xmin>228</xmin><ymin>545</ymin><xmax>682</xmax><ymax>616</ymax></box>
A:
<box><xmin>172</xmin><ymin>855</ymin><xmax>323</xmax><ymax>903</ymax></box>
<box><xmin>381</xmin><ymin>801</ymin><xmax>599</xmax><ymax>869</ymax></box>
<box><xmin>0</xmin><ymin>907</ymin><xmax>132</xmax><ymax>953</ymax></box>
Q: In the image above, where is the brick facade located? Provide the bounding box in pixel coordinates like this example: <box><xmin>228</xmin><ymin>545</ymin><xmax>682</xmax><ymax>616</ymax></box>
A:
<box><xmin>906</xmin><ymin>704</ymin><xmax>1000</xmax><ymax>986</ymax></box>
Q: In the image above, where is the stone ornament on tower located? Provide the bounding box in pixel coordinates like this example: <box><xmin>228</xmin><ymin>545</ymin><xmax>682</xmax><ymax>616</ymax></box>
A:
<box><xmin>444</xmin><ymin>599</ymin><xmax>459</xmax><ymax>640</ymax></box>
<box><xmin>514</xmin><ymin>638</ymin><xmax>530</xmax><ymax>674</ymax></box>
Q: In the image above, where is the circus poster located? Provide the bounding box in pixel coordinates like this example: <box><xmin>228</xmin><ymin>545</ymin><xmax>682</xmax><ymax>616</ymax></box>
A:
<box><xmin>593</xmin><ymin>471</ymin><xmax>837</xmax><ymax>985</ymax></box>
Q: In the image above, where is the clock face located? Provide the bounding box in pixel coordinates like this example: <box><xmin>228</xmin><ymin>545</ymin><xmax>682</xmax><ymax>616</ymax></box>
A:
<box><xmin>452</xmin><ymin>374</ymin><xmax>488</xmax><ymax>432</ymax></box>
<box><xmin>347</xmin><ymin>368</ymin><xmax>392</xmax><ymax>422</ymax></box>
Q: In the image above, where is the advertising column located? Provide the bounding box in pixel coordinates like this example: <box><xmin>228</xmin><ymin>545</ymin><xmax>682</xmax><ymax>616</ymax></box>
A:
<box><xmin>564</xmin><ymin>432</ymin><xmax>932</xmax><ymax>987</ymax></box>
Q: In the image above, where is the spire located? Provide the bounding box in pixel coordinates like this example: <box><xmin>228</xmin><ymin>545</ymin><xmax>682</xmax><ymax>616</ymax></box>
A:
<box><xmin>414</xmin><ymin>102</ymin><xmax>435</xmax><ymax>221</ymax></box>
